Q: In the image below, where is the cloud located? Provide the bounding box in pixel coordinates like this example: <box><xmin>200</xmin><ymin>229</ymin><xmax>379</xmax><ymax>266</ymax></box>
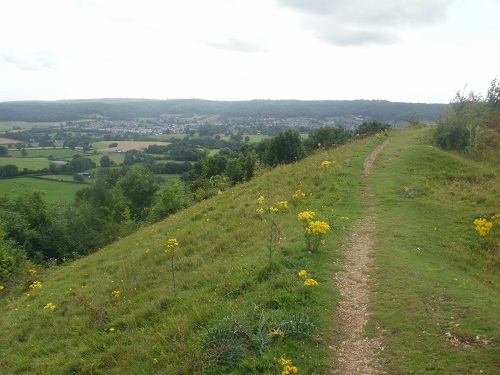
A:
<box><xmin>0</xmin><ymin>49</ymin><xmax>57</xmax><ymax>71</ymax></box>
<box><xmin>275</xmin><ymin>0</ymin><xmax>455</xmax><ymax>46</ymax></box>
<box><xmin>204</xmin><ymin>38</ymin><xmax>267</xmax><ymax>53</ymax></box>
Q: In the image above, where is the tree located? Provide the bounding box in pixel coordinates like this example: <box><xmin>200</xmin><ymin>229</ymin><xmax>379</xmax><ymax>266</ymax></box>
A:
<box><xmin>262</xmin><ymin>129</ymin><xmax>306</xmax><ymax>166</ymax></box>
<box><xmin>117</xmin><ymin>166</ymin><xmax>159</xmax><ymax>218</ymax></box>
<box><xmin>304</xmin><ymin>126</ymin><xmax>353</xmax><ymax>150</ymax></box>
<box><xmin>0</xmin><ymin>146</ymin><xmax>7</xmax><ymax>157</ymax></box>
<box><xmin>356</xmin><ymin>120</ymin><xmax>391</xmax><ymax>135</ymax></box>
<box><xmin>100</xmin><ymin>155</ymin><xmax>114</xmax><ymax>167</ymax></box>
<box><xmin>20</xmin><ymin>148</ymin><xmax>28</xmax><ymax>157</ymax></box>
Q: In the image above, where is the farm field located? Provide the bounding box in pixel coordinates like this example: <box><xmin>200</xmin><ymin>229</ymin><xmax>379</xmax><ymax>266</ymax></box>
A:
<box><xmin>0</xmin><ymin>157</ymin><xmax>51</xmax><ymax>170</ymax></box>
<box><xmin>0</xmin><ymin>176</ymin><xmax>87</xmax><ymax>202</ymax></box>
<box><xmin>97</xmin><ymin>141</ymin><xmax>171</xmax><ymax>152</ymax></box>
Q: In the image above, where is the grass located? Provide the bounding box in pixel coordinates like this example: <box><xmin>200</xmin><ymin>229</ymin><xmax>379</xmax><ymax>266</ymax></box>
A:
<box><xmin>0</xmin><ymin>157</ymin><xmax>51</xmax><ymax>170</ymax></box>
<box><xmin>0</xmin><ymin>121</ymin><xmax>62</xmax><ymax>132</ymax></box>
<box><xmin>0</xmin><ymin>176</ymin><xmax>87</xmax><ymax>202</ymax></box>
<box><xmin>0</xmin><ymin>128</ymin><xmax>498</xmax><ymax>373</ymax></box>
<box><xmin>366</xmin><ymin>126</ymin><xmax>500</xmax><ymax>374</ymax></box>
<box><xmin>0</xmin><ymin>135</ymin><xmax>380</xmax><ymax>374</ymax></box>
<box><xmin>8</xmin><ymin>148</ymin><xmax>86</xmax><ymax>159</ymax></box>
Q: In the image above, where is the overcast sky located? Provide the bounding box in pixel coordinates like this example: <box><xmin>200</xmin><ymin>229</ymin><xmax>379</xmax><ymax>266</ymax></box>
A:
<box><xmin>1</xmin><ymin>0</ymin><xmax>499</xmax><ymax>104</ymax></box>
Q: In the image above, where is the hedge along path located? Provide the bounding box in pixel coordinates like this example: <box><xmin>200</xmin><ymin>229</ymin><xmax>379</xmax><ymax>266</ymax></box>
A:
<box><xmin>330</xmin><ymin>138</ymin><xmax>391</xmax><ymax>374</ymax></box>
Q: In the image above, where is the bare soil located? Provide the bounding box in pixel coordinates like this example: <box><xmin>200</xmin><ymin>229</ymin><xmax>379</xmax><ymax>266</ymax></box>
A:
<box><xmin>330</xmin><ymin>139</ymin><xmax>391</xmax><ymax>374</ymax></box>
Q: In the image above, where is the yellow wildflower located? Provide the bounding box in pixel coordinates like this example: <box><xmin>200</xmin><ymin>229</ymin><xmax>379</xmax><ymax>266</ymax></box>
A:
<box><xmin>474</xmin><ymin>218</ymin><xmax>493</xmax><ymax>236</ymax></box>
<box><xmin>256</xmin><ymin>208</ymin><xmax>264</xmax><ymax>213</ymax></box>
<box><xmin>112</xmin><ymin>290</ymin><xmax>121</xmax><ymax>297</ymax></box>
<box><xmin>298</xmin><ymin>270</ymin><xmax>307</xmax><ymax>277</ymax></box>
<box><xmin>306</xmin><ymin>221</ymin><xmax>331</xmax><ymax>234</ymax></box>
<box><xmin>269</xmin><ymin>206</ymin><xmax>278</xmax><ymax>212</ymax></box>
<box><xmin>29</xmin><ymin>269</ymin><xmax>37</xmax><ymax>275</ymax></box>
<box><xmin>277</xmin><ymin>200</ymin><xmax>289</xmax><ymax>210</ymax></box>
<box><xmin>0</xmin><ymin>286</ymin><xmax>4</xmax><ymax>290</ymax></box>
<box><xmin>166</xmin><ymin>238</ymin><xmax>179</xmax><ymax>252</ymax></box>
<box><xmin>304</xmin><ymin>278</ymin><xmax>319</xmax><ymax>287</ymax></box>
<box><xmin>321</xmin><ymin>160</ymin><xmax>331</xmax><ymax>167</ymax></box>
<box><xmin>43</xmin><ymin>302</ymin><xmax>56</xmax><ymax>310</ymax></box>
<box><xmin>109</xmin><ymin>327</ymin><xmax>115</xmax><ymax>332</ymax></box>
<box><xmin>298</xmin><ymin>211</ymin><xmax>315</xmax><ymax>221</ymax></box>
<box><xmin>491</xmin><ymin>214</ymin><xmax>500</xmax><ymax>224</ymax></box>
<box><xmin>29</xmin><ymin>281</ymin><xmax>42</xmax><ymax>289</ymax></box>
<box><xmin>258</xmin><ymin>195</ymin><xmax>265</xmax><ymax>205</ymax></box>
<box><xmin>292</xmin><ymin>189</ymin><xmax>306</xmax><ymax>199</ymax></box>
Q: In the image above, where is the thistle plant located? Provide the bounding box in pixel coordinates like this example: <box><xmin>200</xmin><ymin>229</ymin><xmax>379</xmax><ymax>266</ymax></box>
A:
<box><xmin>166</xmin><ymin>238</ymin><xmax>179</xmax><ymax>295</ymax></box>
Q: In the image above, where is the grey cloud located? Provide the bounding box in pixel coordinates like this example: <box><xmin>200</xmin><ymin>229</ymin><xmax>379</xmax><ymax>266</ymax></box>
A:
<box><xmin>205</xmin><ymin>38</ymin><xmax>267</xmax><ymax>53</ymax></box>
<box><xmin>275</xmin><ymin>0</ymin><xmax>455</xmax><ymax>46</ymax></box>
<box><xmin>0</xmin><ymin>49</ymin><xmax>57</xmax><ymax>71</ymax></box>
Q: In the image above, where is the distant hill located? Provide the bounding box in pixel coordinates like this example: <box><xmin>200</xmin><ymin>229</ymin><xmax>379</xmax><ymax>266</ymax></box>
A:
<box><xmin>0</xmin><ymin>98</ymin><xmax>446</xmax><ymax>123</ymax></box>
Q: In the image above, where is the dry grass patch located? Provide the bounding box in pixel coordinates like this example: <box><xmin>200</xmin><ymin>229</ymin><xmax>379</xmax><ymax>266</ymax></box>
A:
<box><xmin>100</xmin><ymin>141</ymin><xmax>171</xmax><ymax>152</ymax></box>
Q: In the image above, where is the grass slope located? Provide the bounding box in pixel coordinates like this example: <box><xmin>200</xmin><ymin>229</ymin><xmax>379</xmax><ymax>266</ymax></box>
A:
<box><xmin>0</xmin><ymin>136</ymin><xmax>381</xmax><ymax>373</ymax></box>
<box><xmin>1</xmin><ymin>128</ymin><xmax>498</xmax><ymax>374</ymax></box>
<box><xmin>367</xmin><ymin>127</ymin><xmax>500</xmax><ymax>374</ymax></box>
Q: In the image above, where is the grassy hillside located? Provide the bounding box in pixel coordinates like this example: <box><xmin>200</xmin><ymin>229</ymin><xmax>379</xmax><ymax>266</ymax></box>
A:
<box><xmin>367</xmin><ymin>127</ymin><xmax>500</xmax><ymax>373</ymax></box>
<box><xmin>0</xmin><ymin>135</ymin><xmax>379</xmax><ymax>373</ymax></box>
<box><xmin>1</xmin><ymin>127</ymin><xmax>498</xmax><ymax>374</ymax></box>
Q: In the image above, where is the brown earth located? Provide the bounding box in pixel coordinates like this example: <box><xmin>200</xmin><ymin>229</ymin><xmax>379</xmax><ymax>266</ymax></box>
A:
<box><xmin>330</xmin><ymin>139</ymin><xmax>391</xmax><ymax>374</ymax></box>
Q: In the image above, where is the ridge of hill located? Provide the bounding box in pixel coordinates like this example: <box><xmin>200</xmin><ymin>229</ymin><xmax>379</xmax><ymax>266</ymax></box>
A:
<box><xmin>1</xmin><ymin>127</ymin><xmax>498</xmax><ymax>374</ymax></box>
<box><xmin>0</xmin><ymin>98</ymin><xmax>445</xmax><ymax>123</ymax></box>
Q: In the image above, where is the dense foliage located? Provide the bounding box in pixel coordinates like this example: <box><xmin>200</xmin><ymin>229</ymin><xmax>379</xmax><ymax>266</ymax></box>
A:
<box><xmin>0</xmin><ymin>98</ymin><xmax>444</xmax><ymax>122</ymax></box>
<box><xmin>434</xmin><ymin>78</ymin><xmax>500</xmax><ymax>159</ymax></box>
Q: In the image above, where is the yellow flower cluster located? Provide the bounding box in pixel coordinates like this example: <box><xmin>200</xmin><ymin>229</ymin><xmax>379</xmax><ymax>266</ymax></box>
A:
<box><xmin>474</xmin><ymin>218</ymin><xmax>493</xmax><ymax>236</ymax></box>
<box><xmin>304</xmin><ymin>278</ymin><xmax>319</xmax><ymax>287</ymax></box>
<box><xmin>277</xmin><ymin>200</ymin><xmax>289</xmax><ymax>210</ymax></box>
<box><xmin>29</xmin><ymin>281</ymin><xmax>42</xmax><ymax>289</ymax></box>
<box><xmin>298</xmin><ymin>211</ymin><xmax>315</xmax><ymax>221</ymax></box>
<box><xmin>43</xmin><ymin>302</ymin><xmax>56</xmax><ymax>310</ymax></box>
<box><xmin>292</xmin><ymin>189</ymin><xmax>306</xmax><ymax>199</ymax></box>
<box><xmin>0</xmin><ymin>285</ymin><xmax>4</xmax><ymax>290</ymax></box>
<box><xmin>166</xmin><ymin>238</ymin><xmax>179</xmax><ymax>252</ymax></box>
<box><xmin>256</xmin><ymin>207</ymin><xmax>265</xmax><ymax>213</ymax></box>
<box><xmin>491</xmin><ymin>214</ymin><xmax>500</xmax><ymax>224</ymax></box>
<box><xmin>306</xmin><ymin>221</ymin><xmax>331</xmax><ymax>234</ymax></box>
<box><xmin>29</xmin><ymin>269</ymin><xmax>37</xmax><ymax>275</ymax></box>
<box><xmin>112</xmin><ymin>290</ymin><xmax>121</xmax><ymax>297</ymax></box>
<box><xmin>258</xmin><ymin>195</ymin><xmax>265</xmax><ymax>205</ymax></box>
<box><xmin>279</xmin><ymin>357</ymin><xmax>298</xmax><ymax>375</ymax></box>
<box><xmin>298</xmin><ymin>270</ymin><xmax>307</xmax><ymax>277</ymax></box>
<box><xmin>321</xmin><ymin>160</ymin><xmax>331</xmax><ymax>167</ymax></box>
<box><xmin>269</xmin><ymin>206</ymin><xmax>279</xmax><ymax>213</ymax></box>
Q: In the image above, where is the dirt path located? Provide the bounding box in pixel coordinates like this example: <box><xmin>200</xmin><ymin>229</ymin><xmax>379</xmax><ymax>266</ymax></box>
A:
<box><xmin>330</xmin><ymin>139</ymin><xmax>391</xmax><ymax>374</ymax></box>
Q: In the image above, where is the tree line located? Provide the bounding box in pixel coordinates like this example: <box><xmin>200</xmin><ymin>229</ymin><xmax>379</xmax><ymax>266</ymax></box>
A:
<box><xmin>0</xmin><ymin>98</ymin><xmax>444</xmax><ymax>122</ymax></box>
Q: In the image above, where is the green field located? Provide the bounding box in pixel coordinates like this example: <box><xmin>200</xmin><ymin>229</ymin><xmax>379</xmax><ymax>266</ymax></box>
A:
<box><xmin>0</xmin><ymin>121</ymin><xmax>63</xmax><ymax>132</ymax></box>
<box><xmin>8</xmin><ymin>148</ymin><xmax>86</xmax><ymax>159</ymax></box>
<box><xmin>0</xmin><ymin>176</ymin><xmax>87</xmax><ymax>202</ymax></box>
<box><xmin>0</xmin><ymin>157</ymin><xmax>51</xmax><ymax>170</ymax></box>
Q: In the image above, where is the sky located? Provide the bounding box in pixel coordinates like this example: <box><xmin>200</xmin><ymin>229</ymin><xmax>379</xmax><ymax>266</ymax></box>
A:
<box><xmin>0</xmin><ymin>0</ymin><xmax>499</xmax><ymax>104</ymax></box>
